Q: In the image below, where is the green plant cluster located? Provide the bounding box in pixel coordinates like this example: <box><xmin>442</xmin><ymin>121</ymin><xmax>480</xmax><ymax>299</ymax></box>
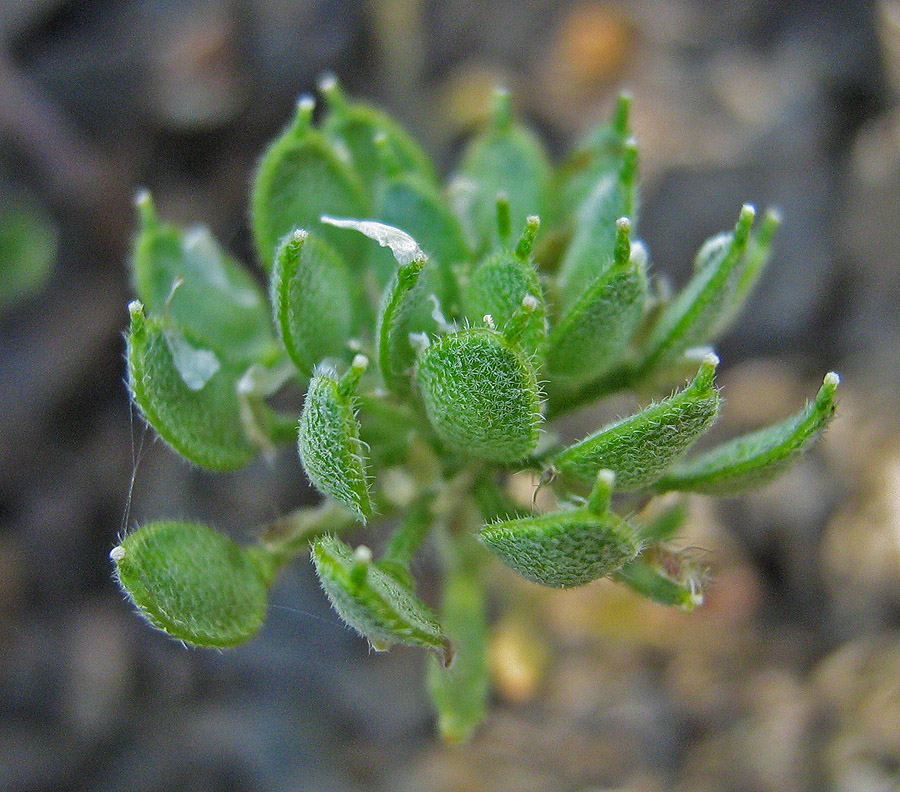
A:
<box><xmin>112</xmin><ymin>77</ymin><xmax>839</xmax><ymax>741</ymax></box>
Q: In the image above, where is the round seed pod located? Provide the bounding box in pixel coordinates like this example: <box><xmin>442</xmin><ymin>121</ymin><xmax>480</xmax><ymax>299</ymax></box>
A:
<box><xmin>416</xmin><ymin>328</ymin><xmax>542</xmax><ymax>463</ymax></box>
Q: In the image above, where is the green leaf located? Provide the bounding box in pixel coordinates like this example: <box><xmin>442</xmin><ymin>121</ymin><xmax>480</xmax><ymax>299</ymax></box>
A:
<box><xmin>427</xmin><ymin>561</ymin><xmax>488</xmax><ymax>743</ymax></box>
<box><xmin>127</xmin><ymin>301</ymin><xmax>256</xmax><ymax>470</ymax></box>
<box><xmin>453</xmin><ymin>88</ymin><xmax>551</xmax><ymax>252</ymax></box>
<box><xmin>298</xmin><ymin>358</ymin><xmax>373</xmax><ymax>522</ymax></box>
<box><xmin>547</xmin><ymin>217</ymin><xmax>647</xmax><ymax>389</ymax></box>
<box><xmin>555</xmin><ymin>138</ymin><xmax>638</xmax><ymax>307</ymax></box>
<box><xmin>613</xmin><ymin>545</ymin><xmax>705</xmax><ymax>611</ymax></box>
<box><xmin>479</xmin><ymin>471</ymin><xmax>641</xmax><ymax>588</ymax></box>
<box><xmin>0</xmin><ymin>196</ymin><xmax>57</xmax><ymax>311</ymax></box>
<box><xmin>270</xmin><ymin>229</ymin><xmax>353</xmax><ymax>377</ymax></box>
<box><xmin>553</xmin><ymin>354</ymin><xmax>721</xmax><ymax>491</ymax></box>
<box><xmin>319</xmin><ymin>74</ymin><xmax>436</xmax><ymax>197</ymax></box>
<box><xmin>132</xmin><ymin>192</ymin><xmax>274</xmax><ymax>366</ymax></box>
<box><xmin>250</xmin><ymin>96</ymin><xmax>367</xmax><ymax>270</ymax></box>
<box><xmin>640</xmin><ymin>204</ymin><xmax>755</xmax><ymax>372</ymax></box>
<box><xmin>111</xmin><ymin>521</ymin><xmax>269</xmax><ymax>647</ymax></box>
<box><xmin>463</xmin><ymin>217</ymin><xmax>547</xmax><ymax>357</ymax></box>
<box><xmin>552</xmin><ymin>91</ymin><xmax>632</xmax><ymax>226</ymax></box>
<box><xmin>311</xmin><ymin>535</ymin><xmax>452</xmax><ymax>662</ymax></box>
<box><xmin>655</xmin><ymin>372</ymin><xmax>839</xmax><ymax>495</ymax></box>
<box><xmin>416</xmin><ymin>327</ymin><xmax>542</xmax><ymax>463</ymax></box>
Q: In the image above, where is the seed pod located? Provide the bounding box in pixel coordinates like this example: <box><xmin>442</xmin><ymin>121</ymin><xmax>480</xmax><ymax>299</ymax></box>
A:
<box><xmin>270</xmin><ymin>229</ymin><xmax>353</xmax><ymax>377</ymax></box>
<box><xmin>319</xmin><ymin>74</ymin><xmax>436</xmax><ymax>196</ymax></box>
<box><xmin>427</xmin><ymin>563</ymin><xmax>488</xmax><ymax>742</ymax></box>
<box><xmin>553</xmin><ymin>354</ymin><xmax>721</xmax><ymax>490</ymax></box>
<box><xmin>251</xmin><ymin>96</ymin><xmax>367</xmax><ymax>270</ymax></box>
<box><xmin>454</xmin><ymin>88</ymin><xmax>551</xmax><ymax>252</ymax></box>
<box><xmin>640</xmin><ymin>204</ymin><xmax>755</xmax><ymax>371</ymax></box>
<box><xmin>479</xmin><ymin>471</ymin><xmax>641</xmax><ymax>588</ymax></box>
<box><xmin>416</xmin><ymin>327</ymin><xmax>542</xmax><ymax>463</ymax></box>
<box><xmin>127</xmin><ymin>301</ymin><xmax>256</xmax><ymax>470</ymax></box>
<box><xmin>463</xmin><ymin>216</ymin><xmax>547</xmax><ymax>357</ymax></box>
<box><xmin>312</xmin><ymin>535</ymin><xmax>452</xmax><ymax>663</ymax></box>
<box><xmin>552</xmin><ymin>91</ymin><xmax>633</xmax><ymax>227</ymax></box>
<box><xmin>111</xmin><ymin>521</ymin><xmax>269</xmax><ymax>647</ymax></box>
<box><xmin>555</xmin><ymin>138</ymin><xmax>638</xmax><ymax>306</ymax></box>
<box><xmin>298</xmin><ymin>358</ymin><xmax>372</xmax><ymax>522</ymax></box>
<box><xmin>655</xmin><ymin>372</ymin><xmax>839</xmax><ymax>494</ymax></box>
<box><xmin>547</xmin><ymin>217</ymin><xmax>647</xmax><ymax>388</ymax></box>
<box><xmin>375</xmin><ymin>258</ymin><xmax>427</xmax><ymax>394</ymax></box>
<box><xmin>132</xmin><ymin>192</ymin><xmax>273</xmax><ymax>366</ymax></box>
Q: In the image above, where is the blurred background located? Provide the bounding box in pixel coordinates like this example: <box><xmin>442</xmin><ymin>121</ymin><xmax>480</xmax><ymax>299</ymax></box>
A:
<box><xmin>2</xmin><ymin>1</ymin><xmax>899</xmax><ymax>790</ymax></box>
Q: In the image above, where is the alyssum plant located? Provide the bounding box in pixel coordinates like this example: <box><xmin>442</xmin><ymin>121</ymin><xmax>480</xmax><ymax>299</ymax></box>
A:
<box><xmin>112</xmin><ymin>77</ymin><xmax>839</xmax><ymax>741</ymax></box>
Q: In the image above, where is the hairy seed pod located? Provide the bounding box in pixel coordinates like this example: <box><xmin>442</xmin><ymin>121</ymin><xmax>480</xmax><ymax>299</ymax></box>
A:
<box><xmin>416</xmin><ymin>327</ymin><xmax>542</xmax><ymax>463</ymax></box>
<box><xmin>251</xmin><ymin>96</ymin><xmax>367</xmax><ymax>270</ymax></box>
<box><xmin>479</xmin><ymin>471</ymin><xmax>641</xmax><ymax>588</ymax></box>
<box><xmin>111</xmin><ymin>521</ymin><xmax>270</xmax><ymax>647</ymax></box>
<box><xmin>127</xmin><ymin>301</ymin><xmax>256</xmax><ymax>470</ymax></box>
<box><xmin>656</xmin><ymin>372</ymin><xmax>839</xmax><ymax>494</ymax></box>
<box><xmin>298</xmin><ymin>358</ymin><xmax>372</xmax><ymax>522</ymax></box>
<box><xmin>312</xmin><ymin>535</ymin><xmax>452</xmax><ymax>664</ymax></box>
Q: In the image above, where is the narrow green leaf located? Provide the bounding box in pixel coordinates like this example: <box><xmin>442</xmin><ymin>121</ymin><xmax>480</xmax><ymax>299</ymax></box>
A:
<box><xmin>454</xmin><ymin>88</ymin><xmax>551</xmax><ymax>252</ymax></box>
<box><xmin>555</xmin><ymin>138</ymin><xmax>638</xmax><ymax>307</ymax></box>
<box><xmin>416</xmin><ymin>327</ymin><xmax>542</xmax><ymax>463</ymax></box>
<box><xmin>132</xmin><ymin>192</ymin><xmax>273</xmax><ymax>366</ymax></box>
<box><xmin>463</xmin><ymin>217</ymin><xmax>547</xmax><ymax>357</ymax></box>
<box><xmin>553</xmin><ymin>354</ymin><xmax>721</xmax><ymax>490</ymax></box>
<box><xmin>427</xmin><ymin>563</ymin><xmax>488</xmax><ymax>742</ymax></box>
<box><xmin>111</xmin><ymin>521</ymin><xmax>269</xmax><ymax>647</ymax></box>
<box><xmin>127</xmin><ymin>301</ymin><xmax>256</xmax><ymax>470</ymax></box>
<box><xmin>297</xmin><ymin>357</ymin><xmax>373</xmax><ymax>522</ymax></box>
<box><xmin>655</xmin><ymin>372</ymin><xmax>839</xmax><ymax>494</ymax></box>
<box><xmin>250</xmin><ymin>96</ymin><xmax>367</xmax><ymax>270</ymax></box>
<box><xmin>547</xmin><ymin>217</ymin><xmax>647</xmax><ymax>388</ymax></box>
<box><xmin>640</xmin><ymin>204</ymin><xmax>755</xmax><ymax>372</ymax></box>
<box><xmin>479</xmin><ymin>470</ymin><xmax>641</xmax><ymax>588</ymax></box>
<box><xmin>270</xmin><ymin>229</ymin><xmax>353</xmax><ymax>377</ymax></box>
<box><xmin>311</xmin><ymin>535</ymin><xmax>452</xmax><ymax>663</ymax></box>
<box><xmin>319</xmin><ymin>74</ymin><xmax>436</xmax><ymax>196</ymax></box>
<box><xmin>613</xmin><ymin>545</ymin><xmax>705</xmax><ymax>611</ymax></box>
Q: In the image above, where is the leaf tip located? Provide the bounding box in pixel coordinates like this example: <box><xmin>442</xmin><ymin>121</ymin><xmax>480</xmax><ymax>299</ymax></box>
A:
<box><xmin>109</xmin><ymin>545</ymin><xmax>126</xmax><ymax>563</ymax></box>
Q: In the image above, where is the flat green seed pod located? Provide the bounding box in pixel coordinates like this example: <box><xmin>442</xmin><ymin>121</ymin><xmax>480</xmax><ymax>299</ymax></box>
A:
<box><xmin>479</xmin><ymin>473</ymin><xmax>641</xmax><ymax>588</ymax></box>
<box><xmin>641</xmin><ymin>204</ymin><xmax>755</xmax><ymax>371</ymax></box>
<box><xmin>553</xmin><ymin>354</ymin><xmax>721</xmax><ymax>490</ymax></box>
<box><xmin>270</xmin><ymin>229</ymin><xmax>353</xmax><ymax>377</ymax></box>
<box><xmin>655</xmin><ymin>372</ymin><xmax>839</xmax><ymax>495</ymax></box>
<box><xmin>427</xmin><ymin>566</ymin><xmax>488</xmax><ymax>742</ymax></box>
<box><xmin>555</xmin><ymin>140</ymin><xmax>638</xmax><ymax>307</ymax></box>
<box><xmin>463</xmin><ymin>229</ymin><xmax>547</xmax><ymax>357</ymax></box>
<box><xmin>250</xmin><ymin>97</ymin><xmax>367</xmax><ymax>270</ymax></box>
<box><xmin>127</xmin><ymin>302</ymin><xmax>256</xmax><ymax>470</ymax></box>
<box><xmin>319</xmin><ymin>74</ymin><xmax>436</xmax><ymax>196</ymax></box>
<box><xmin>311</xmin><ymin>536</ymin><xmax>451</xmax><ymax>662</ymax></box>
<box><xmin>132</xmin><ymin>192</ymin><xmax>273</xmax><ymax>366</ymax></box>
<box><xmin>551</xmin><ymin>92</ymin><xmax>632</xmax><ymax>227</ymax></box>
<box><xmin>455</xmin><ymin>89</ymin><xmax>551</xmax><ymax>253</ymax></box>
<box><xmin>298</xmin><ymin>361</ymin><xmax>373</xmax><ymax>522</ymax></box>
<box><xmin>547</xmin><ymin>217</ymin><xmax>646</xmax><ymax>388</ymax></box>
<box><xmin>111</xmin><ymin>521</ymin><xmax>269</xmax><ymax>647</ymax></box>
<box><xmin>416</xmin><ymin>328</ymin><xmax>542</xmax><ymax>463</ymax></box>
